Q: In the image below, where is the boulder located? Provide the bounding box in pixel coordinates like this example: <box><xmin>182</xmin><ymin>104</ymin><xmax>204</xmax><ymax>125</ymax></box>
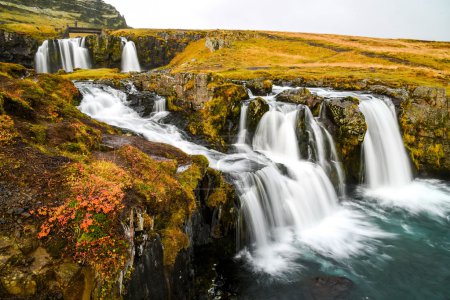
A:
<box><xmin>276</xmin><ymin>88</ymin><xmax>323</xmax><ymax>115</ymax></box>
<box><xmin>0</xmin><ymin>270</ymin><xmax>37</xmax><ymax>297</ymax></box>
<box><xmin>246</xmin><ymin>79</ymin><xmax>273</xmax><ymax>96</ymax></box>
<box><xmin>321</xmin><ymin>96</ymin><xmax>367</xmax><ymax>183</ymax></box>
<box><xmin>302</xmin><ymin>276</ymin><xmax>353</xmax><ymax>300</ymax></box>
<box><xmin>247</xmin><ymin>97</ymin><xmax>269</xmax><ymax>132</ymax></box>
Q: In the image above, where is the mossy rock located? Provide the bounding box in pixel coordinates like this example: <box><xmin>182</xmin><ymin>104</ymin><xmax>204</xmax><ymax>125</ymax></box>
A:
<box><xmin>1</xmin><ymin>92</ymin><xmax>36</xmax><ymax>120</ymax></box>
<box><xmin>247</xmin><ymin>97</ymin><xmax>269</xmax><ymax>132</ymax></box>
<box><xmin>246</xmin><ymin>78</ymin><xmax>273</xmax><ymax>96</ymax></box>
<box><xmin>322</xmin><ymin>97</ymin><xmax>367</xmax><ymax>182</ymax></box>
<box><xmin>189</xmin><ymin>83</ymin><xmax>249</xmax><ymax>150</ymax></box>
<box><xmin>400</xmin><ymin>86</ymin><xmax>449</xmax><ymax>177</ymax></box>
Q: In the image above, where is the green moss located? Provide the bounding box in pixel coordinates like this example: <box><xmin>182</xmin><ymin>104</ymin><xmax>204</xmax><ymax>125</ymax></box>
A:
<box><xmin>0</xmin><ymin>63</ymin><xmax>27</xmax><ymax>78</ymax></box>
<box><xmin>189</xmin><ymin>83</ymin><xmax>248</xmax><ymax>149</ymax></box>
<box><xmin>2</xmin><ymin>93</ymin><xmax>35</xmax><ymax>120</ymax></box>
<box><xmin>58</xmin><ymin>142</ymin><xmax>89</xmax><ymax>154</ymax></box>
<box><xmin>427</xmin><ymin>144</ymin><xmax>445</xmax><ymax>167</ymax></box>
<box><xmin>28</xmin><ymin>124</ymin><xmax>47</xmax><ymax>144</ymax></box>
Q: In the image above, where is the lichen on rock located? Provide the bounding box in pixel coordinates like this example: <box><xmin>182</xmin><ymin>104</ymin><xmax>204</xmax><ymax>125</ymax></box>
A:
<box><xmin>400</xmin><ymin>86</ymin><xmax>449</xmax><ymax>177</ymax></box>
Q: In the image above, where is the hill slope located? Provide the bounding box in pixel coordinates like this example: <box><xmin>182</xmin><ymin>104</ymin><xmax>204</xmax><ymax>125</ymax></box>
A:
<box><xmin>158</xmin><ymin>30</ymin><xmax>450</xmax><ymax>93</ymax></box>
<box><xmin>0</xmin><ymin>0</ymin><xmax>127</xmax><ymax>39</ymax></box>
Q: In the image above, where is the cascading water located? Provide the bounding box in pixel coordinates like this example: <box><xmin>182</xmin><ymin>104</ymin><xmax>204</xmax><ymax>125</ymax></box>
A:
<box><xmin>153</xmin><ymin>96</ymin><xmax>166</xmax><ymax>112</ymax></box>
<box><xmin>121</xmin><ymin>37</ymin><xmax>141</xmax><ymax>73</ymax></box>
<box><xmin>35</xmin><ymin>37</ymin><xmax>91</xmax><ymax>73</ymax></box>
<box><xmin>75</xmin><ymin>82</ymin><xmax>450</xmax><ymax>299</ymax></box>
<box><xmin>310</xmin><ymin>88</ymin><xmax>450</xmax><ymax>216</ymax></box>
<box><xmin>359</xmin><ymin>97</ymin><xmax>412</xmax><ymax>188</ymax></box>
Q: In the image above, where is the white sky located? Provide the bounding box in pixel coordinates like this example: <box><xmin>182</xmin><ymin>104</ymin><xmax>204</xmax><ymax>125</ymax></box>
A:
<box><xmin>104</xmin><ymin>0</ymin><xmax>450</xmax><ymax>41</ymax></box>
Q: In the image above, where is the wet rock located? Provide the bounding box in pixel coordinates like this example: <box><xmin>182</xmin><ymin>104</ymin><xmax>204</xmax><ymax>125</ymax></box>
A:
<box><xmin>0</xmin><ymin>236</ymin><xmax>22</xmax><ymax>268</ymax></box>
<box><xmin>55</xmin><ymin>262</ymin><xmax>81</xmax><ymax>288</ymax></box>
<box><xmin>247</xmin><ymin>97</ymin><xmax>269</xmax><ymax>133</ymax></box>
<box><xmin>321</xmin><ymin>97</ymin><xmax>367</xmax><ymax>183</ymax></box>
<box><xmin>367</xmin><ymin>85</ymin><xmax>409</xmax><ymax>104</ymax></box>
<box><xmin>29</xmin><ymin>247</ymin><xmax>51</xmax><ymax>275</ymax></box>
<box><xmin>246</xmin><ymin>79</ymin><xmax>273</xmax><ymax>96</ymax></box>
<box><xmin>302</xmin><ymin>276</ymin><xmax>353</xmax><ymax>300</ymax></box>
<box><xmin>125</xmin><ymin>235</ymin><xmax>168</xmax><ymax>300</ymax></box>
<box><xmin>276</xmin><ymin>88</ymin><xmax>323</xmax><ymax>115</ymax></box>
<box><xmin>0</xmin><ymin>270</ymin><xmax>37</xmax><ymax>297</ymax></box>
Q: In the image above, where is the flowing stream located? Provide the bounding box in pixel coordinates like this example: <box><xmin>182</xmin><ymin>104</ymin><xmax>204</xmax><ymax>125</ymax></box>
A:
<box><xmin>121</xmin><ymin>38</ymin><xmax>141</xmax><ymax>72</ymax></box>
<box><xmin>35</xmin><ymin>38</ymin><xmax>91</xmax><ymax>73</ymax></box>
<box><xmin>76</xmin><ymin>82</ymin><xmax>450</xmax><ymax>299</ymax></box>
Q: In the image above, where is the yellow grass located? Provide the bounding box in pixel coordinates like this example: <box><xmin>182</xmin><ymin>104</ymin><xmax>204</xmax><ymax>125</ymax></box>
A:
<box><xmin>0</xmin><ymin>23</ymin><xmax>59</xmax><ymax>41</ymax></box>
<box><xmin>166</xmin><ymin>30</ymin><xmax>450</xmax><ymax>93</ymax></box>
<box><xmin>60</xmin><ymin>69</ymin><xmax>130</xmax><ymax>81</ymax></box>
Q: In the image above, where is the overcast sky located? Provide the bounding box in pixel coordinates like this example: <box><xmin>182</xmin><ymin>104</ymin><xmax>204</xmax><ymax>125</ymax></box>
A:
<box><xmin>103</xmin><ymin>0</ymin><xmax>450</xmax><ymax>41</ymax></box>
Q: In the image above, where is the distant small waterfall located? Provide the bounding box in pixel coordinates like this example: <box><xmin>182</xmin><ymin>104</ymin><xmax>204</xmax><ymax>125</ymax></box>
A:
<box><xmin>35</xmin><ymin>37</ymin><xmax>91</xmax><ymax>73</ymax></box>
<box><xmin>121</xmin><ymin>37</ymin><xmax>141</xmax><ymax>73</ymax></box>
<box><xmin>153</xmin><ymin>96</ymin><xmax>166</xmax><ymax>112</ymax></box>
<box><xmin>359</xmin><ymin>97</ymin><xmax>412</xmax><ymax>188</ymax></box>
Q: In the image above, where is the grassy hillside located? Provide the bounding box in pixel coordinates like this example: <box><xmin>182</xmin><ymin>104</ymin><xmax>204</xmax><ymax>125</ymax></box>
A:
<box><xmin>0</xmin><ymin>0</ymin><xmax>127</xmax><ymax>40</ymax></box>
<box><xmin>162</xmin><ymin>30</ymin><xmax>450</xmax><ymax>93</ymax></box>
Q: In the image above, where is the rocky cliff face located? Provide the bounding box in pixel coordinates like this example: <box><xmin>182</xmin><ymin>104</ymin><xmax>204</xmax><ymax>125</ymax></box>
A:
<box><xmin>400</xmin><ymin>87</ymin><xmax>450</xmax><ymax>178</ymax></box>
<box><xmin>0</xmin><ymin>30</ymin><xmax>39</xmax><ymax>68</ymax></box>
<box><xmin>86</xmin><ymin>31</ymin><xmax>205</xmax><ymax>70</ymax></box>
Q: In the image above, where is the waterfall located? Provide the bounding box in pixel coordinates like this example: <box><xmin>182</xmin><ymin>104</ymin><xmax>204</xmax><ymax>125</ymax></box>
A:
<box><xmin>153</xmin><ymin>96</ymin><xmax>166</xmax><ymax>112</ymax></box>
<box><xmin>76</xmin><ymin>83</ymin><xmax>386</xmax><ymax>275</ymax></box>
<box><xmin>236</xmin><ymin>103</ymin><xmax>249</xmax><ymax>145</ymax></box>
<box><xmin>35</xmin><ymin>37</ymin><xmax>91</xmax><ymax>73</ymax></box>
<box><xmin>35</xmin><ymin>40</ymin><xmax>50</xmax><ymax>73</ymax></box>
<box><xmin>121</xmin><ymin>38</ymin><xmax>141</xmax><ymax>73</ymax></box>
<box><xmin>359</xmin><ymin>97</ymin><xmax>413</xmax><ymax>188</ymax></box>
<box><xmin>239</xmin><ymin>101</ymin><xmax>342</xmax><ymax>251</ymax></box>
<box><xmin>253</xmin><ymin>104</ymin><xmax>300</xmax><ymax>162</ymax></box>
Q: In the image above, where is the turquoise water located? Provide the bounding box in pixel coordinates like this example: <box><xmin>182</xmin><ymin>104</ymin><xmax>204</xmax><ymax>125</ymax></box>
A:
<box><xmin>233</xmin><ymin>180</ymin><xmax>450</xmax><ymax>300</ymax></box>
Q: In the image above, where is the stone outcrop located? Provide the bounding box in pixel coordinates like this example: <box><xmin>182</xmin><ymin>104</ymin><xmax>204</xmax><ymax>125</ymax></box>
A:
<box><xmin>132</xmin><ymin>72</ymin><xmax>249</xmax><ymax>150</ymax></box>
<box><xmin>400</xmin><ymin>87</ymin><xmax>449</xmax><ymax>178</ymax></box>
<box><xmin>132</xmin><ymin>72</ymin><xmax>220</xmax><ymax>110</ymax></box>
<box><xmin>247</xmin><ymin>97</ymin><xmax>269</xmax><ymax>133</ymax></box>
<box><xmin>85</xmin><ymin>35</ymin><xmax>123</xmax><ymax>69</ymax></box>
<box><xmin>246</xmin><ymin>78</ymin><xmax>273</xmax><ymax>96</ymax></box>
<box><xmin>205</xmin><ymin>31</ymin><xmax>258</xmax><ymax>52</ymax></box>
<box><xmin>276</xmin><ymin>87</ymin><xmax>324</xmax><ymax>115</ymax></box>
<box><xmin>0</xmin><ymin>30</ymin><xmax>39</xmax><ymax>68</ymax></box>
<box><xmin>320</xmin><ymin>97</ymin><xmax>367</xmax><ymax>183</ymax></box>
